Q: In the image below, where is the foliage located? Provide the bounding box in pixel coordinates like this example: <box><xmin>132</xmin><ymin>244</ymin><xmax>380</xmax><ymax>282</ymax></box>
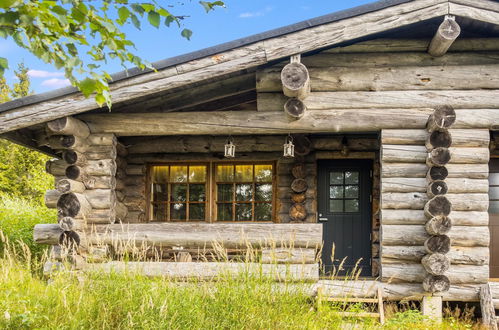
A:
<box><xmin>0</xmin><ymin>0</ymin><xmax>224</xmax><ymax>106</ymax></box>
<box><xmin>0</xmin><ymin>62</ymin><xmax>53</xmax><ymax>203</ymax></box>
<box><xmin>0</xmin><ymin>195</ymin><xmax>56</xmax><ymax>258</ymax></box>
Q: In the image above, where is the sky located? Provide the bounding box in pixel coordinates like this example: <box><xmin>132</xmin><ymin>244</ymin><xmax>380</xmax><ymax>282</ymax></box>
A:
<box><xmin>1</xmin><ymin>0</ymin><xmax>374</xmax><ymax>94</ymax></box>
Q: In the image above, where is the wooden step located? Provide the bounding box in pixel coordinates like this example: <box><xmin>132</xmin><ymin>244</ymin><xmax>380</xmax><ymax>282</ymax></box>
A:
<box><xmin>323</xmin><ymin>297</ymin><xmax>378</xmax><ymax>303</ymax></box>
<box><xmin>336</xmin><ymin>312</ymin><xmax>380</xmax><ymax>318</ymax></box>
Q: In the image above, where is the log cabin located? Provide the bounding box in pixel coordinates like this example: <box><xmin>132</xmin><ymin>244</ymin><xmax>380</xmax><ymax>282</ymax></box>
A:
<box><xmin>2</xmin><ymin>0</ymin><xmax>499</xmax><ymax>317</ymax></box>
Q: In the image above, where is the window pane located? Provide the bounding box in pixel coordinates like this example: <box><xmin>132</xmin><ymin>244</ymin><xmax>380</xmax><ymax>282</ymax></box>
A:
<box><xmin>190</xmin><ymin>184</ymin><xmax>206</xmax><ymax>202</ymax></box>
<box><xmin>330</xmin><ymin>200</ymin><xmax>343</xmax><ymax>213</ymax></box>
<box><xmin>171</xmin><ymin>184</ymin><xmax>187</xmax><ymax>202</ymax></box>
<box><xmin>329</xmin><ymin>186</ymin><xmax>343</xmax><ymax>199</ymax></box>
<box><xmin>235</xmin><ymin>165</ymin><xmax>253</xmax><ymax>182</ymax></box>
<box><xmin>236</xmin><ymin>184</ymin><xmax>253</xmax><ymax>201</ymax></box>
<box><xmin>255</xmin><ymin>184</ymin><xmax>272</xmax><ymax>201</ymax></box>
<box><xmin>170</xmin><ymin>203</ymin><xmax>186</xmax><ymax>220</ymax></box>
<box><xmin>255</xmin><ymin>165</ymin><xmax>272</xmax><ymax>182</ymax></box>
<box><xmin>170</xmin><ymin>166</ymin><xmax>187</xmax><ymax>182</ymax></box>
<box><xmin>490</xmin><ymin>173</ymin><xmax>499</xmax><ymax>185</ymax></box>
<box><xmin>345</xmin><ymin>199</ymin><xmax>359</xmax><ymax>212</ymax></box>
<box><xmin>217</xmin><ymin>203</ymin><xmax>232</xmax><ymax>221</ymax></box>
<box><xmin>217</xmin><ymin>184</ymin><xmax>233</xmax><ymax>202</ymax></box>
<box><xmin>189</xmin><ymin>204</ymin><xmax>205</xmax><ymax>220</ymax></box>
<box><xmin>152</xmin><ymin>203</ymin><xmax>166</xmax><ymax>221</ymax></box>
<box><xmin>255</xmin><ymin>203</ymin><xmax>272</xmax><ymax>221</ymax></box>
<box><xmin>490</xmin><ymin>201</ymin><xmax>499</xmax><ymax>214</ymax></box>
<box><xmin>345</xmin><ymin>185</ymin><xmax>359</xmax><ymax>198</ymax></box>
<box><xmin>330</xmin><ymin>172</ymin><xmax>343</xmax><ymax>184</ymax></box>
<box><xmin>189</xmin><ymin>166</ymin><xmax>206</xmax><ymax>182</ymax></box>
<box><xmin>236</xmin><ymin>203</ymin><xmax>252</xmax><ymax>221</ymax></box>
<box><xmin>152</xmin><ymin>166</ymin><xmax>168</xmax><ymax>183</ymax></box>
<box><xmin>216</xmin><ymin>165</ymin><xmax>234</xmax><ymax>182</ymax></box>
<box><xmin>490</xmin><ymin>187</ymin><xmax>499</xmax><ymax>200</ymax></box>
<box><xmin>152</xmin><ymin>183</ymin><xmax>168</xmax><ymax>201</ymax></box>
<box><xmin>345</xmin><ymin>171</ymin><xmax>359</xmax><ymax>184</ymax></box>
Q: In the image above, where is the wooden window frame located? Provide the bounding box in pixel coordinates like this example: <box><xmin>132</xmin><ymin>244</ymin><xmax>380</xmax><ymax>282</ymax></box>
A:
<box><xmin>146</xmin><ymin>161</ymin><xmax>277</xmax><ymax>223</ymax></box>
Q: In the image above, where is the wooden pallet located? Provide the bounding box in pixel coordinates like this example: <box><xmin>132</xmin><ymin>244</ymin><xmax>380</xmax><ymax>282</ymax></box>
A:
<box><xmin>316</xmin><ymin>286</ymin><xmax>385</xmax><ymax>325</ymax></box>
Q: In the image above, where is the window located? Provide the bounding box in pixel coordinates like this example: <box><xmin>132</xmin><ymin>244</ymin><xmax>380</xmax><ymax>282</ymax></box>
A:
<box><xmin>329</xmin><ymin>170</ymin><xmax>359</xmax><ymax>213</ymax></box>
<box><xmin>215</xmin><ymin>164</ymin><xmax>273</xmax><ymax>221</ymax></box>
<box><xmin>149</xmin><ymin>165</ymin><xmax>207</xmax><ymax>221</ymax></box>
<box><xmin>148</xmin><ymin>162</ymin><xmax>274</xmax><ymax>222</ymax></box>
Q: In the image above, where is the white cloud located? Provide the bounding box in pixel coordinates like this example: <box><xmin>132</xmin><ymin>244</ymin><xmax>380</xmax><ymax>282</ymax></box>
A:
<box><xmin>239</xmin><ymin>6</ymin><xmax>272</xmax><ymax>18</ymax></box>
<box><xmin>28</xmin><ymin>69</ymin><xmax>65</xmax><ymax>78</ymax></box>
<box><xmin>41</xmin><ymin>78</ymin><xmax>71</xmax><ymax>88</ymax></box>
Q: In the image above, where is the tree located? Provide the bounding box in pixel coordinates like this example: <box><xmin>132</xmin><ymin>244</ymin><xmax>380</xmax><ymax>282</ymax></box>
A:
<box><xmin>0</xmin><ymin>0</ymin><xmax>224</xmax><ymax>106</ymax></box>
<box><xmin>0</xmin><ymin>62</ymin><xmax>53</xmax><ymax>203</ymax></box>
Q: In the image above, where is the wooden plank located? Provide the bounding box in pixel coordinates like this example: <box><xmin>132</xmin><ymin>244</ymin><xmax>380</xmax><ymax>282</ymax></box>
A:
<box><xmin>83</xmin><ymin>261</ymin><xmax>319</xmax><ymax>281</ymax></box>
<box><xmin>451</xmin><ymin>0</ymin><xmax>499</xmax><ymax>13</ymax></box>
<box><xmin>257</xmin><ymin>65</ymin><xmax>499</xmax><ymax>92</ymax></box>
<box><xmin>323</xmin><ymin>38</ymin><xmax>499</xmax><ymax>53</ymax></box>
<box><xmin>449</xmin><ymin>2</ymin><xmax>499</xmax><ymax>25</ymax></box>
<box><xmin>480</xmin><ymin>284</ymin><xmax>498</xmax><ymax>329</ymax></box>
<box><xmin>258</xmin><ymin>91</ymin><xmax>499</xmax><ymax>111</ymax></box>
<box><xmin>335</xmin><ymin>312</ymin><xmax>380</xmax><ymax>318</ymax></box>
<box><xmin>261</xmin><ymin>248</ymin><xmax>317</xmax><ymax>264</ymax></box>
<box><xmin>323</xmin><ymin>297</ymin><xmax>378</xmax><ymax>303</ymax></box>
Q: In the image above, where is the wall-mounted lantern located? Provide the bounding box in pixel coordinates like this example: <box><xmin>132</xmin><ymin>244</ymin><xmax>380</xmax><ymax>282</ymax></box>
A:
<box><xmin>283</xmin><ymin>134</ymin><xmax>295</xmax><ymax>158</ymax></box>
<box><xmin>224</xmin><ymin>136</ymin><xmax>236</xmax><ymax>158</ymax></box>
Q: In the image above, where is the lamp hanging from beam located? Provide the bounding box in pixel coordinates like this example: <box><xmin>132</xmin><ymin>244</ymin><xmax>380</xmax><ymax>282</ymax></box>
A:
<box><xmin>283</xmin><ymin>134</ymin><xmax>295</xmax><ymax>158</ymax></box>
<box><xmin>224</xmin><ymin>136</ymin><xmax>236</xmax><ymax>158</ymax></box>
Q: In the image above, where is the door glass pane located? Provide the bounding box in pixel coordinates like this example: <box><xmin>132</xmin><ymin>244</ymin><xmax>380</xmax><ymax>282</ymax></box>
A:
<box><xmin>235</xmin><ymin>203</ymin><xmax>252</xmax><ymax>221</ymax></box>
<box><xmin>255</xmin><ymin>184</ymin><xmax>272</xmax><ymax>201</ymax></box>
<box><xmin>235</xmin><ymin>165</ymin><xmax>253</xmax><ymax>182</ymax></box>
<box><xmin>189</xmin><ymin>166</ymin><xmax>206</xmax><ymax>182</ymax></box>
<box><xmin>490</xmin><ymin>201</ymin><xmax>499</xmax><ymax>214</ymax></box>
<box><xmin>329</xmin><ymin>186</ymin><xmax>343</xmax><ymax>199</ymax></box>
<box><xmin>216</xmin><ymin>165</ymin><xmax>233</xmax><ymax>182</ymax></box>
<box><xmin>217</xmin><ymin>184</ymin><xmax>233</xmax><ymax>202</ymax></box>
<box><xmin>490</xmin><ymin>173</ymin><xmax>499</xmax><ymax>185</ymax></box>
<box><xmin>170</xmin><ymin>166</ymin><xmax>188</xmax><ymax>182</ymax></box>
<box><xmin>217</xmin><ymin>203</ymin><xmax>232</xmax><ymax>221</ymax></box>
<box><xmin>152</xmin><ymin>183</ymin><xmax>167</xmax><ymax>201</ymax></box>
<box><xmin>171</xmin><ymin>184</ymin><xmax>187</xmax><ymax>202</ymax></box>
<box><xmin>255</xmin><ymin>165</ymin><xmax>272</xmax><ymax>182</ymax></box>
<box><xmin>189</xmin><ymin>204</ymin><xmax>205</xmax><ymax>220</ymax></box>
<box><xmin>345</xmin><ymin>199</ymin><xmax>359</xmax><ymax>212</ymax></box>
<box><xmin>345</xmin><ymin>185</ymin><xmax>359</xmax><ymax>198</ymax></box>
<box><xmin>255</xmin><ymin>203</ymin><xmax>272</xmax><ymax>221</ymax></box>
<box><xmin>152</xmin><ymin>203</ymin><xmax>166</xmax><ymax>221</ymax></box>
<box><xmin>490</xmin><ymin>186</ymin><xmax>499</xmax><ymax>200</ymax></box>
<box><xmin>330</xmin><ymin>200</ymin><xmax>343</xmax><ymax>213</ymax></box>
<box><xmin>189</xmin><ymin>184</ymin><xmax>206</xmax><ymax>201</ymax></box>
<box><xmin>152</xmin><ymin>166</ymin><xmax>168</xmax><ymax>183</ymax></box>
<box><xmin>236</xmin><ymin>184</ymin><xmax>253</xmax><ymax>201</ymax></box>
<box><xmin>170</xmin><ymin>203</ymin><xmax>186</xmax><ymax>220</ymax></box>
<box><xmin>330</xmin><ymin>172</ymin><xmax>343</xmax><ymax>184</ymax></box>
<box><xmin>345</xmin><ymin>171</ymin><xmax>359</xmax><ymax>184</ymax></box>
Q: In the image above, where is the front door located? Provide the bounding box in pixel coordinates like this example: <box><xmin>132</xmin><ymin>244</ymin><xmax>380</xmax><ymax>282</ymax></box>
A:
<box><xmin>318</xmin><ymin>159</ymin><xmax>372</xmax><ymax>277</ymax></box>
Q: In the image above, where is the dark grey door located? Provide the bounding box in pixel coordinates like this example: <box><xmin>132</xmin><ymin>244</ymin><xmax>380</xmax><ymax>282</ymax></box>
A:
<box><xmin>318</xmin><ymin>159</ymin><xmax>372</xmax><ymax>277</ymax></box>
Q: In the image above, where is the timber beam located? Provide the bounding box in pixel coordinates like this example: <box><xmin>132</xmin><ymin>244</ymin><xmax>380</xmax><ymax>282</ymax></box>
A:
<box><xmin>428</xmin><ymin>15</ymin><xmax>461</xmax><ymax>57</ymax></box>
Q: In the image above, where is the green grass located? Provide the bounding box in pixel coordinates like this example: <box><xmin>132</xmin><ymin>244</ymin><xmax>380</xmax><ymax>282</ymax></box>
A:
<box><xmin>0</xmin><ymin>194</ymin><xmax>56</xmax><ymax>258</ymax></box>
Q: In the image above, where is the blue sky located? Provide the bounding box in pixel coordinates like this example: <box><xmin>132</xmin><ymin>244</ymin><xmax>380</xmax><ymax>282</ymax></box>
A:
<box><xmin>2</xmin><ymin>0</ymin><xmax>374</xmax><ymax>94</ymax></box>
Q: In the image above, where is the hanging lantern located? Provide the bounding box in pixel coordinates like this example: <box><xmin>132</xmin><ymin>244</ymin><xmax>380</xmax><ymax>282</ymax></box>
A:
<box><xmin>224</xmin><ymin>136</ymin><xmax>236</xmax><ymax>158</ymax></box>
<box><xmin>283</xmin><ymin>134</ymin><xmax>295</xmax><ymax>158</ymax></box>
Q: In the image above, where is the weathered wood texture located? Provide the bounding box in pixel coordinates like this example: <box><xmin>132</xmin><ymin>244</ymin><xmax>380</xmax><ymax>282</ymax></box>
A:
<box><xmin>382</xmin><ymin>245</ymin><xmax>489</xmax><ymax>265</ymax></box>
<box><xmin>261</xmin><ymin>248</ymin><xmax>316</xmax><ymax>264</ymax></box>
<box><xmin>428</xmin><ymin>16</ymin><xmax>461</xmax><ymax>57</ymax></box>
<box><xmin>480</xmin><ymin>284</ymin><xmax>498</xmax><ymax>330</ymax></box>
<box><xmin>381</xmin><ymin>263</ymin><xmax>488</xmax><ymax>284</ymax></box>
<box><xmin>381</xmin><ymin>209</ymin><xmax>488</xmax><ymax>226</ymax></box>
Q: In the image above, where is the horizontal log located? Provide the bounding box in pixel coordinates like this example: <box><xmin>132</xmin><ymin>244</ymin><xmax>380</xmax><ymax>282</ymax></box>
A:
<box><xmin>261</xmin><ymin>248</ymin><xmax>316</xmax><ymax>264</ymax></box>
<box><xmin>33</xmin><ymin>224</ymin><xmax>63</xmax><ymax>245</ymax></box>
<box><xmin>382</xmin><ymin>245</ymin><xmax>489</xmax><ymax>265</ymax></box>
<box><xmin>124</xmin><ymin>211</ymin><xmax>145</xmax><ymax>223</ymax></box>
<box><xmin>381</xmin><ymin>129</ymin><xmax>490</xmax><ymax>147</ymax></box>
<box><xmin>86</xmin><ymin>209</ymin><xmax>116</xmax><ymax>224</ymax></box>
<box><xmin>381</xmin><ymin>224</ymin><xmax>489</xmax><ymax>247</ymax></box>
<box><xmin>66</xmin><ymin>160</ymin><xmax>116</xmax><ymax>181</ymax></box>
<box><xmin>79</xmin><ymin>109</ymin><xmax>499</xmax><ymax>136</ymax></box>
<box><xmin>258</xmin><ymin>91</ymin><xmax>499</xmax><ymax>111</ymax></box>
<box><xmin>84</xmin><ymin>146</ymin><xmax>117</xmax><ymax>160</ymax></box>
<box><xmin>57</xmin><ymin>192</ymin><xmax>91</xmax><ymax>219</ymax></box>
<box><xmin>126</xmin><ymin>165</ymin><xmax>145</xmax><ymax>176</ymax></box>
<box><xmin>257</xmin><ymin>65</ymin><xmax>499</xmax><ymax>92</ymax></box>
<box><xmin>83</xmin><ymin>261</ymin><xmax>319</xmax><ymax>281</ymax></box>
<box><xmin>382</xmin><ymin>193</ymin><xmax>488</xmax><ymax>213</ymax></box>
<box><xmin>56</xmin><ymin>179</ymin><xmax>86</xmax><ymax>194</ymax></box>
<box><xmin>381</xmin><ymin>209</ymin><xmax>488</xmax><ymax>226</ymax></box>
<box><xmin>44</xmin><ymin>189</ymin><xmax>61</xmax><ymax>209</ymax></box>
<box><xmin>381</xmin><ymin>177</ymin><xmax>488</xmax><ymax>193</ymax></box>
<box><xmin>62</xmin><ymin>150</ymin><xmax>87</xmax><ymax>166</ymax></box>
<box><xmin>381</xmin><ymin>263</ymin><xmax>488</xmax><ymax>284</ymax></box>
<box><xmin>48</xmin><ymin>135</ymin><xmax>88</xmax><ymax>152</ymax></box>
<box><xmin>47</xmin><ymin>117</ymin><xmax>90</xmax><ymax>138</ymax></box>
<box><xmin>86</xmin><ymin>133</ymin><xmax>116</xmax><ymax>146</ymax></box>
<box><xmin>84</xmin><ymin>189</ymin><xmax>116</xmax><ymax>209</ymax></box>
<box><xmin>83</xmin><ymin>176</ymin><xmax>116</xmax><ymax>190</ymax></box>
<box><xmin>382</xmin><ymin>163</ymin><xmax>488</xmax><ymax>179</ymax></box>
<box><xmin>316</xmin><ymin>279</ymin><xmax>482</xmax><ymax>301</ymax></box>
<box><xmin>45</xmin><ymin>159</ymin><xmax>67</xmax><ymax>176</ymax></box>
<box><xmin>382</xmin><ymin>146</ymin><xmax>489</xmax><ymax>164</ymax></box>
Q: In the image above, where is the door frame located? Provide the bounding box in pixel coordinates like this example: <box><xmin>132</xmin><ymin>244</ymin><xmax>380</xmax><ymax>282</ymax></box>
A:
<box><xmin>317</xmin><ymin>158</ymin><xmax>373</xmax><ymax>277</ymax></box>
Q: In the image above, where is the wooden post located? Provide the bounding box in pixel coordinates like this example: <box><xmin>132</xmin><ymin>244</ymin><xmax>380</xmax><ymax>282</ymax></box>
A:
<box><xmin>428</xmin><ymin>15</ymin><xmax>461</xmax><ymax>57</ymax></box>
<box><xmin>421</xmin><ymin>295</ymin><xmax>442</xmax><ymax>321</ymax></box>
<box><xmin>281</xmin><ymin>61</ymin><xmax>310</xmax><ymax>100</ymax></box>
<box><xmin>480</xmin><ymin>284</ymin><xmax>498</xmax><ymax>330</ymax></box>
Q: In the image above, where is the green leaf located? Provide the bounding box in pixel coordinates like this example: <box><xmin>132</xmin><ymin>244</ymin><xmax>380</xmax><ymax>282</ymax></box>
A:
<box><xmin>130</xmin><ymin>4</ymin><xmax>144</xmax><ymax>15</ymax></box>
<box><xmin>147</xmin><ymin>11</ymin><xmax>160</xmax><ymax>28</ymax></box>
<box><xmin>79</xmin><ymin>78</ymin><xmax>97</xmax><ymax>97</ymax></box>
<box><xmin>51</xmin><ymin>5</ymin><xmax>67</xmax><ymax>16</ymax></box>
<box><xmin>199</xmin><ymin>1</ymin><xmax>224</xmax><ymax>12</ymax></box>
<box><xmin>141</xmin><ymin>3</ymin><xmax>155</xmax><ymax>12</ymax></box>
<box><xmin>130</xmin><ymin>14</ymin><xmax>140</xmax><ymax>29</ymax></box>
<box><xmin>0</xmin><ymin>0</ymin><xmax>17</xmax><ymax>9</ymax></box>
<box><xmin>117</xmin><ymin>6</ymin><xmax>130</xmax><ymax>22</ymax></box>
<box><xmin>164</xmin><ymin>15</ymin><xmax>175</xmax><ymax>27</ymax></box>
<box><xmin>181</xmin><ymin>28</ymin><xmax>192</xmax><ymax>40</ymax></box>
<box><xmin>0</xmin><ymin>57</ymin><xmax>8</xmax><ymax>75</ymax></box>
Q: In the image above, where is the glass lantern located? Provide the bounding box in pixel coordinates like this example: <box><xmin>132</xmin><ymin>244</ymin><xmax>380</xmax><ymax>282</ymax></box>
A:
<box><xmin>224</xmin><ymin>137</ymin><xmax>236</xmax><ymax>158</ymax></box>
<box><xmin>283</xmin><ymin>134</ymin><xmax>295</xmax><ymax>158</ymax></box>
